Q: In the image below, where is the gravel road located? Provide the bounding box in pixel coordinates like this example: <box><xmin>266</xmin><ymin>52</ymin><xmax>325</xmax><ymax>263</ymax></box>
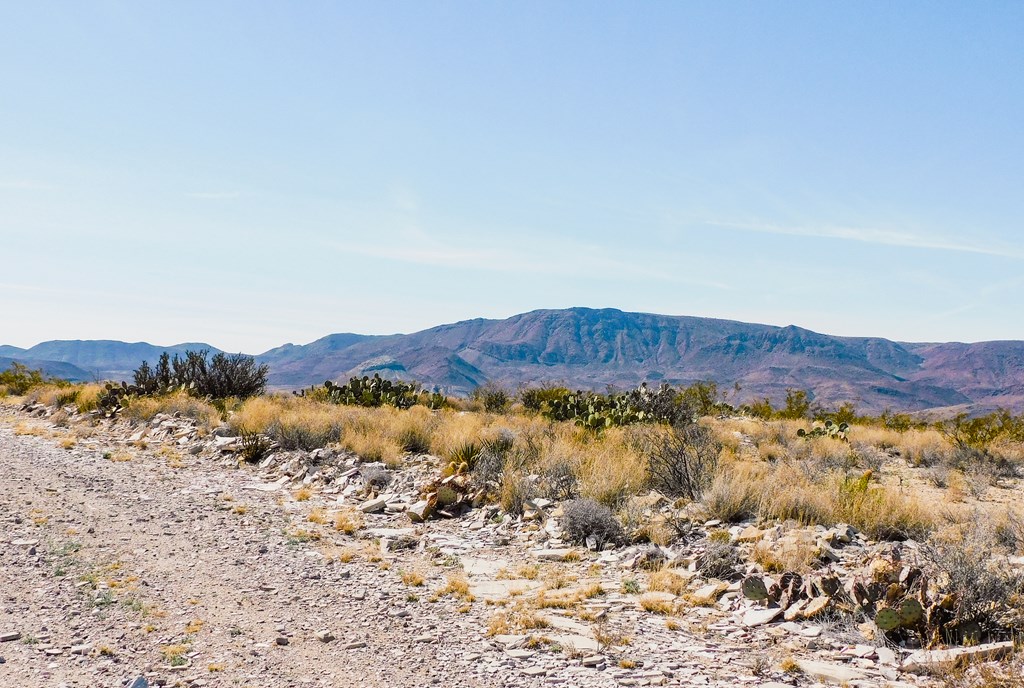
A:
<box><xmin>0</xmin><ymin>417</ymin><xmax>499</xmax><ymax>688</ymax></box>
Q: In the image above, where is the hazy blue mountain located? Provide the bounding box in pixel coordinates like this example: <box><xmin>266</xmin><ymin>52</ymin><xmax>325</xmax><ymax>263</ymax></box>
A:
<box><xmin>0</xmin><ymin>356</ymin><xmax>93</xmax><ymax>382</ymax></box>
<box><xmin>8</xmin><ymin>340</ymin><xmax>221</xmax><ymax>382</ymax></box>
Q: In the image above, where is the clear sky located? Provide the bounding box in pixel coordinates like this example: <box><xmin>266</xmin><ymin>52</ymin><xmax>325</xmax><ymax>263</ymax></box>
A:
<box><xmin>2</xmin><ymin>2</ymin><xmax>1022</xmax><ymax>353</ymax></box>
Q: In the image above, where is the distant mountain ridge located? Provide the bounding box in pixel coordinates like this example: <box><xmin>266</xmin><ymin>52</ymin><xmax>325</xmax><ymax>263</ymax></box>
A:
<box><xmin>4</xmin><ymin>308</ymin><xmax>1024</xmax><ymax>414</ymax></box>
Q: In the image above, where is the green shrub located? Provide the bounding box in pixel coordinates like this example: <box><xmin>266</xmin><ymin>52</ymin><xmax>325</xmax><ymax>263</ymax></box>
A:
<box><xmin>474</xmin><ymin>383</ymin><xmax>511</xmax><ymax>413</ymax></box>
<box><xmin>134</xmin><ymin>350</ymin><xmax>268</xmax><ymax>399</ymax></box>
<box><xmin>0</xmin><ymin>362</ymin><xmax>48</xmax><ymax>395</ymax></box>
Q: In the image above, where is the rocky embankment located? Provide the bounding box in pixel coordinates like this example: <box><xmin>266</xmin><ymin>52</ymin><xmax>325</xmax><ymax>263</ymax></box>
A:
<box><xmin>0</xmin><ymin>403</ymin><xmax>1017</xmax><ymax>687</ymax></box>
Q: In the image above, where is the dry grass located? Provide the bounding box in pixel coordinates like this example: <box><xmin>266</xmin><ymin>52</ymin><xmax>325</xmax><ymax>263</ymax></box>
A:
<box><xmin>750</xmin><ymin>539</ymin><xmax>819</xmax><ymax>573</ymax></box>
<box><xmin>333</xmin><ymin>508</ymin><xmax>363</xmax><ymax>534</ymax></box>
<box><xmin>74</xmin><ymin>384</ymin><xmax>105</xmax><ymax>413</ymax></box>
<box><xmin>779</xmin><ymin>656</ymin><xmax>802</xmax><ymax>674</ymax></box>
<box><xmin>293</xmin><ymin>487</ymin><xmax>313</xmax><ymax>502</ymax></box>
<box><xmin>701</xmin><ymin>454</ymin><xmax>933</xmax><ymax>540</ymax></box>
<box><xmin>647</xmin><ymin>568</ymin><xmax>689</xmax><ymax>596</ymax></box>
<box><xmin>124</xmin><ymin>392</ymin><xmax>220</xmax><ymax>429</ymax></box>
<box><xmin>307</xmin><ymin>508</ymin><xmax>328</xmax><ymax>524</ymax></box>
<box><xmin>401</xmin><ymin>570</ymin><xmax>425</xmax><ymax>587</ymax></box>
<box><xmin>638</xmin><ymin>593</ymin><xmax>675</xmax><ymax>615</ymax></box>
<box><xmin>14</xmin><ymin>422</ymin><xmax>45</xmax><ymax>436</ymax></box>
<box><xmin>432</xmin><ymin>574</ymin><xmax>473</xmax><ymax>601</ymax></box>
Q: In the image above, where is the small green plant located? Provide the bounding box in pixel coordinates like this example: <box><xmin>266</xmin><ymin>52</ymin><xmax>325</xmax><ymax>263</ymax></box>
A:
<box><xmin>238</xmin><ymin>429</ymin><xmax>272</xmax><ymax>463</ymax></box>
<box><xmin>0</xmin><ymin>362</ymin><xmax>50</xmax><ymax>394</ymax></box>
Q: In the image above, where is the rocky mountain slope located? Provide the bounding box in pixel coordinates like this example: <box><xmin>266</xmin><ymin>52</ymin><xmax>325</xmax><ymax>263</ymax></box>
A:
<box><xmin>5</xmin><ymin>308</ymin><xmax>1024</xmax><ymax>413</ymax></box>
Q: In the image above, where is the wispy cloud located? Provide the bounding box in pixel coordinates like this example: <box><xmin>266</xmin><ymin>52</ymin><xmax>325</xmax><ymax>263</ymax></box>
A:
<box><xmin>186</xmin><ymin>191</ymin><xmax>240</xmax><ymax>200</ymax></box>
<box><xmin>326</xmin><ymin>237</ymin><xmax>731</xmax><ymax>290</ymax></box>
<box><xmin>706</xmin><ymin>220</ymin><xmax>1024</xmax><ymax>259</ymax></box>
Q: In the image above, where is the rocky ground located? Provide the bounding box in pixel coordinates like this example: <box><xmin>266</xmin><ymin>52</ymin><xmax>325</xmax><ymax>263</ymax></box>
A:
<box><xmin>0</xmin><ymin>404</ymin><xmax>1014</xmax><ymax>688</ymax></box>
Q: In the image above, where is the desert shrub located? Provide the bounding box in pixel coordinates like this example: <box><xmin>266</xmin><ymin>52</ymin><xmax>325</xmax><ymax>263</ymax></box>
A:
<box><xmin>134</xmin><ymin>350</ymin><xmax>267</xmax><ymax>399</ymax></box>
<box><xmin>701</xmin><ymin>468</ymin><xmax>761</xmax><ymax>523</ymax></box>
<box><xmin>640</xmin><ymin>423</ymin><xmax>721</xmax><ymax>500</ymax></box>
<box><xmin>0</xmin><ymin>362</ymin><xmax>48</xmax><ymax>395</ymax></box>
<box><xmin>468</xmin><ymin>448</ymin><xmax>502</xmax><ymax>489</ymax></box>
<box><xmin>268</xmin><ymin>417</ymin><xmax>342</xmax><ymax>451</ymax></box>
<box><xmin>743</xmin><ymin>397</ymin><xmax>775</xmax><ymax>420</ymax></box>
<box><xmin>993</xmin><ymin>510</ymin><xmax>1024</xmax><ymax>554</ymax></box>
<box><xmin>779</xmin><ymin>389</ymin><xmax>812</xmax><ymax>420</ymax></box>
<box><xmin>360</xmin><ymin>465</ymin><xmax>392</xmax><ymax>492</ymax></box>
<box><xmin>25</xmin><ymin>383</ymin><xmax>75</xmax><ymax>407</ymax></box>
<box><xmin>696</xmin><ymin>541</ymin><xmax>742</xmax><ymax>579</ymax></box>
<box><xmin>520</xmin><ymin>385</ymin><xmax>573</xmax><ymax>414</ymax></box>
<box><xmin>561</xmin><ymin>498</ymin><xmax>625</xmax><ymax>548</ymax></box>
<box><xmin>474</xmin><ymin>383</ymin><xmax>511</xmax><ymax>413</ymax></box>
<box><xmin>537</xmin><ymin>458</ymin><xmax>579</xmax><ymax>501</ymax></box>
<box><xmin>499</xmin><ymin>470</ymin><xmax>532</xmax><ymax>516</ymax></box>
<box><xmin>679</xmin><ymin>380</ymin><xmax>731</xmax><ymax>417</ymax></box>
<box><xmin>238</xmin><ymin>430</ymin><xmax>272</xmax><ymax>463</ymax></box>
<box><xmin>919</xmin><ymin>523</ymin><xmax>1024</xmax><ymax>641</ymax></box>
<box><xmin>396</xmin><ymin>425</ymin><xmax>431</xmax><ymax>453</ymax></box>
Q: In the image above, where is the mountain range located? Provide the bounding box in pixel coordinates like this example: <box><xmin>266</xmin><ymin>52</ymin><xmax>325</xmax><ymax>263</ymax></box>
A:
<box><xmin>4</xmin><ymin>307</ymin><xmax>1024</xmax><ymax>414</ymax></box>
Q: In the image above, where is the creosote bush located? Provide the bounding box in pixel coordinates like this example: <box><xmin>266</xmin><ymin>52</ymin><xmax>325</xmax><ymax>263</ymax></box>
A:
<box><xmin>561</xmin><ymin>499</ymin><xmax>625</xmax><ymax>548</ymax></box>
<box><xmin>638</xmin><ymin>422</ymin><xmax>721</xmax><ymax>500</ymax></box>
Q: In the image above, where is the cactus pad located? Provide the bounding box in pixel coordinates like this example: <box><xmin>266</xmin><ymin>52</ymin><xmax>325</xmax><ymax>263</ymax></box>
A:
<box><xmin>741</xmin><ymin>576</ymin><xmax>769</xmax><ymax>601</ymax></box>
<box><xmin>875</xmin><ymin>607</ymin><xmax>900</xmax><ymax>632</ymax></box>
<box><xmin>899</xmin><ymin>598</ymin><xmax>923</xmax><ymax>626</ymax></box>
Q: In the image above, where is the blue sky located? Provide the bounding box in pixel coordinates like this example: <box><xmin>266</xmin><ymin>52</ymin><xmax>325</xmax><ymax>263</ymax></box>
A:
<box><xmin>2</xmin><ymin>2</ymin><xmax>1022</xmax><ymax>353</ymax></box>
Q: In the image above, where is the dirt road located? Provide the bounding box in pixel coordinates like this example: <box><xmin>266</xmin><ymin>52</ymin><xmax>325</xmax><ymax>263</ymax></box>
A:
<box><xmin>0</xmin><ymin>416</ymin><xmax>502</xmax><ymax>688</ymax></box>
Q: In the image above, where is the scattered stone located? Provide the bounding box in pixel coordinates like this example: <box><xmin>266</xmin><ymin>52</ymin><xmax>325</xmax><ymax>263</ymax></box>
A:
<box><xmin>343</xmin><ymin>641</ymin><xmax>367</xmax><ymax>650</ymax></box>
<box><xmin>902</xmin><ymin>641</ymin><xmax>1014</xmax><ymax>673</ymax></box>
<box><xmin>407</xmin><ymin>500</ymin><xmax>432</xmax><ymax>522</ymax></box>
<box><xmin>314</xmin><ymin>630</ymin><xmax>335</xmax><ymax>643</ymax></box>
<box><xmin>360</xmin><ymin>495</ymin><xmax>392</xmax><ymax>514</ymax></box>
<box><xmin>533</xmin><ymin>548</ymin><xmax>573</xmax><ymax>561</ymax></box>
<box><xmin>742</xmin><ymin>607</ymin><xmax>783</xmax><ymax>627</ymax></box>
<box><xmin>0</xmin><ymin>632</ymin><xmax>21</xmax><ymax>643</ymax></box>
<box><xmin>690</xmin><ymin>582</ymin><xmax>728</xmax><ymax>605</ymax></box>
<box><xmin>795</xmin><ymin>659</ymin><xmax>867</xmax><ymax>683</ymax></box>
<box><xmin>275</xmin><ymin>636</ymin><xmax>289</xmax><ymax>646</ymax></box>
<box><xmin>580</xmin><ymin>655</ymin><xmax>604</xmax><ymax>667</ymax></box>
<box><xmin>875</xmin><ymin>646</ymin><xmax>898</xmax><ymax>666</ymax></box>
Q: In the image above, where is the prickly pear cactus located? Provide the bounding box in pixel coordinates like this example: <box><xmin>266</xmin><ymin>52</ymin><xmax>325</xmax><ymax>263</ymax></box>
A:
<box><xmin>741</xmin><ymin>575</ymin><xmax>769</xmax><ymax>602</ymax></box>
<box><xmin>899</xmin><ymin>598</ymin><xmax>923</xmax><ymax>627</ymax></box>
<box><xmin>875</xmin><ymin>607</ymin><xmax>901</xmax><ymax>632</ymax></box>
